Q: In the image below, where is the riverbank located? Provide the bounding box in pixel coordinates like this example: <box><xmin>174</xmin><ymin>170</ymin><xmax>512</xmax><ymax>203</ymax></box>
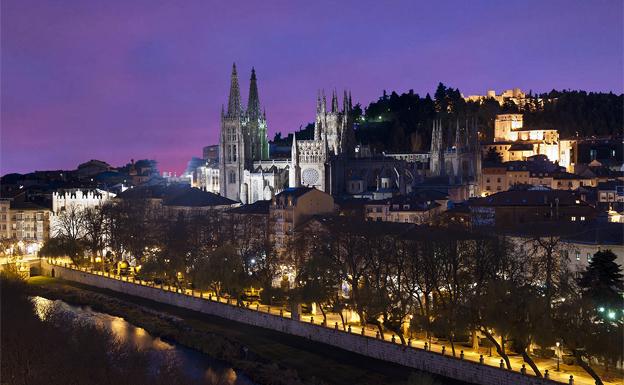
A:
<box><xmin>27</xmin><ymin>276</ymin><xmax>467</xmax><ymax>385</ymax></box>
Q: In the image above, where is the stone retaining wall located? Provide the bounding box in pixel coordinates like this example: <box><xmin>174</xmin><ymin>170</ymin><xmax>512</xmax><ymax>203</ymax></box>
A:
<box><xmin>41</xmin><ymin>261</ymin><xmax>566</xmax><ymax>385</ymax></box>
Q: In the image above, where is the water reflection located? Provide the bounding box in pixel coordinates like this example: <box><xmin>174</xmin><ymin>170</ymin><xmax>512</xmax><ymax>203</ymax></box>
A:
<box><xmin>30</xmin><ymin>296</ymin><xmax>253</xmax><ymax>385</ymax></box>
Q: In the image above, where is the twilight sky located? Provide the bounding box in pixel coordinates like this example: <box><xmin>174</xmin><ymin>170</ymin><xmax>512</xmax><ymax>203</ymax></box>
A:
<box><xmin>2</xmin><ymin>0</ymin><xmax>622</xmax><ymax>175</ymax></box>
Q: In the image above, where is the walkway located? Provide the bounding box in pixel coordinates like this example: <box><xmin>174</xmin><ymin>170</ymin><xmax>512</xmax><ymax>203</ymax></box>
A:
<box><xmin>50</xmin><ymin>260</ymin><xmax>621</xmax><ymax>385</ymax></box>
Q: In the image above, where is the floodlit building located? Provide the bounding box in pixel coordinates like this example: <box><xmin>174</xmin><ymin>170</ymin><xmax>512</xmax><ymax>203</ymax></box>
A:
<box><xmin>216</xmin><ymin>64</ymin><xmax>415</xmax><ymax>204</ymax></box>
<box><xmin>50</xmin><ymin>188</ymin><xmax>116</xmax><ymax>237</ymax></box>
<box><xmin>364</xmin><ymin>190</ymin><xmax>448</xmax><ymax>224</ymax></box>
<box><xmin>269</xmin><ymin>187</ymin><xmax>335</xmax><ymax>254</ymax></box>
<box><xmin>480</xmin><ymin>156</ymin><xmax>597</xmax><ymax>196</ymax></box>
<box><xmin>429</xmin><ymin>118</ymin><xmax>482</xmax><ymax>196</ymax></box>
<box><xmin>481</xmin><ymin>114</ymin><xmax>575</xmax><ymax>170</ymax></box>
<box><xmin>196</xmin><ymin>162</ymin><xmax>220</xmax><ymax>194</ymax></box>
<box><xmin>464</xmin><ymin>88</ymin><xmax>543</xmax><ymax>109</ymax></box>
<box><xmin>0</xmin><ymin>197</ymin><xmax>50</xmax><ymax>253</ymax></box>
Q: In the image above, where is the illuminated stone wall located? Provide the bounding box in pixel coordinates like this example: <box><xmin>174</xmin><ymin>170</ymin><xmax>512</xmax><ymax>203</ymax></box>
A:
<box><xmin>41</xmin><ymin>261</ymin><xmax>563</xmax><ymax>385</ymax></box>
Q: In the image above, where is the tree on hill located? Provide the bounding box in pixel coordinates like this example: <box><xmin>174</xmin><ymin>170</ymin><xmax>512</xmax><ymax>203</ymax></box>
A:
<box><xmin>483</xmin><ymin>147</ymin><xmax>503</xmax><ymax>164</ymax></box>
<box><xmin>578</xmin><ymin>249</ymin><xmax>624</xmax><ymax>314</ymax></box>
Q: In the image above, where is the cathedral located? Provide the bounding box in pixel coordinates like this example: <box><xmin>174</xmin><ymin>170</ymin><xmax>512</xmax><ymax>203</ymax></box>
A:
<box><xmin>215</xmin><ymin>64</ymin><xmax>424</xmax><ymax>204</ymax></box>
<box><xmin>289</xmin><ymin>90</ymin><xmax>355</xmax><ymax>191</ymax></box>
<box><xmin>219</xmin><ymin>64</ymin><xmax>358</xmax><ymax>203</ymax></box>
<box><xmin>219</xmin><ymin>64</ymin><xmax>270</xmax><ymax>201</ymax></box>
<box><xmin>429</xmin><ymin>117</ymin><xmax>481</xmax><ymax>193</ymax></box>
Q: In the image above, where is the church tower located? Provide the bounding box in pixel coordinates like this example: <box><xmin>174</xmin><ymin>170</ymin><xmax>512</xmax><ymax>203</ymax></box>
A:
<box><xmin>430</xmin><ymin>119</ymin><xmax>445</xmax><ymax>177</ymax></box>
<box><xmin>289</xmin><ymin>133</ymin><xmax>301</xmax><ymax>188</ymax></box>
<box><xmin>219</xmin><ymin>63</ymin><xmax>245</xmax><ymax>201</ymax></box>
<box><xmin>244</xmin><ymin>68</ymin><xmax>269</xmax><ymax>161</ymax></box>
<box><xmin>313</xmin><ymin>89</ymin><xmax>354</xmax><ymax>157</ymax></box>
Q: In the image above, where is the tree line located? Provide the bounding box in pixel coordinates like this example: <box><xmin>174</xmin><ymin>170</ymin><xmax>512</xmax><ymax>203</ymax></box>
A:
<box><xmin>43</xmin><ymin>201</ymin><xmax>623</xmax><ymax>384</ymax></box>
<box><xmin>352</xmin><ymin>85</ymin><xmax>622</xmax><ymax>153</ymax></box>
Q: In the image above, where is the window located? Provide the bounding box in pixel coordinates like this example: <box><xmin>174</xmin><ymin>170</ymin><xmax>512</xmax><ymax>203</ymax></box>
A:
<box><xmin>580</xmin><ymin>216</ymin><xmax>586</xmax><ymax>221</ymax></box>
<box><xmin>228</xmin><ymin>170</ymin><xmax>236</xmax><ymax>184</ymax></box>
<box><xmin>575</xmin><ymin>251</ymin><xmax>581</xmax><ymax>261</ymax></box>
<box><xmin>587</xmin><ymin>253</ymin><xmax>592</xmax><ymax>262</ymax></box>
<box><xmin>590</xmin><ymin>149</ymin><xmax>597</xmax><ymax>161</ymax></box>
<box><xmin>571</xmin><ymin>216</ymin><xmax>576</xmax><ymax>221</ymax></box>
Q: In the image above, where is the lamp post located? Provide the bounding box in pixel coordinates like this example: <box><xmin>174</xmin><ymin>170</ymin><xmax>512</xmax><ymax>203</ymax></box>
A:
<box><xmin>556</xmin><ymin>341</ymin><xmax>560</xmax><ymax>372</ymax></box>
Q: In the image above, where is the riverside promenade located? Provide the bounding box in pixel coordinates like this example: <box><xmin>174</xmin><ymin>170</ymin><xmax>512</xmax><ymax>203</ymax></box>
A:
<box><xmin>42</xmin><ymin>260</ymin><xmax>610</xmax><ymax>385</ymax></box>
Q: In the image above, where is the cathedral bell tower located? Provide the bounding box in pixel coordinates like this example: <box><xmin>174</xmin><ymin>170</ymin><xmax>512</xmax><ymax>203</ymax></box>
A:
<box><xmin>219</xmin><ymin>63</ymin><xmax>245</xmax><ymax>201</ymax></box>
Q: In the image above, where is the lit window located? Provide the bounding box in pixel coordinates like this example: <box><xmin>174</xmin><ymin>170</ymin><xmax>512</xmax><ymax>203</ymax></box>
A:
<box><xmin>575</xmin><ymin>251</ymin><xmax>580</xmax><ymax>261</ymax></box>
<box><xmin>571</xmin><ymin>216</ymin><xmax>576</xmax><ymax>221</ymax></box>
<box><xmin>580</xmin><ymin>216</ymin><xmax>586</xmax><ymax>221</ymax></box>
<box><xmin>587</xmin><ymin>253</ymin><xmax>592</xmax><ymax>262</ymax></box>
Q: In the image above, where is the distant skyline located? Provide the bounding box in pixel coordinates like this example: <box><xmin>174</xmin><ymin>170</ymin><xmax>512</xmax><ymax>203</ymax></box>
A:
<box><xmin>2</xmin><ymin>0</ymin><xmax>622</xmax><ymax>175</ymax></box>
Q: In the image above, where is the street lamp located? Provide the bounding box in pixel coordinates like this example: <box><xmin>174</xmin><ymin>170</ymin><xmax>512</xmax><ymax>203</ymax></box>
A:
<box><xmin>555</xmin><ymin>341</ymin><xmax>560</xmax><ymax>372</ymax></box>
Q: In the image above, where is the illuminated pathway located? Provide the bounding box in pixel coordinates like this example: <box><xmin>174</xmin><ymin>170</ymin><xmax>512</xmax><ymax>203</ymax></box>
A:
<box><xmin>51</xmin><ymin>261</ymin><xmax>621</xmax><ymax>385</ymax></box>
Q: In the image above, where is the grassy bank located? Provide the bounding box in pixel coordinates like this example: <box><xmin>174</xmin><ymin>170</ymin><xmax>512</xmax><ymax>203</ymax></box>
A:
<box><xmin>27</xmin><ymin>276</ymin><xmax>468</xmax><ymax>385</ymax></box>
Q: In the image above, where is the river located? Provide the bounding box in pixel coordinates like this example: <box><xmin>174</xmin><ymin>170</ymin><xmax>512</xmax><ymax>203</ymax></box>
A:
<box><xmin>31</xmin><ymin>296</ymin><xmax>255</xmax><ymax>385</ymax></box>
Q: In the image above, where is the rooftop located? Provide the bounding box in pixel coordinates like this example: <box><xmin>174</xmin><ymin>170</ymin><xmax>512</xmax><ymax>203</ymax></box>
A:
<box><xmin>118</xmin><ymin>185</ymin><xmax>236</xmax><ymax>207</ymax></box>
<box><xmin>228</xmin><ymin>199</ymin><xmax>271</xmax><ymax>215</ymax></box>
<box><xmin>471</xmin><ymin>189</ymin><xmax>589</xmax><ymax>207</ymax></box>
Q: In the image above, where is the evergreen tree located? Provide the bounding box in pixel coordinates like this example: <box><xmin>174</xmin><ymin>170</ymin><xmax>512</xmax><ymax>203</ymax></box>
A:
<box><xmin>578</xmin><ymin>249</ymin><xmax>624</xmax><ymax>312</ymax></box>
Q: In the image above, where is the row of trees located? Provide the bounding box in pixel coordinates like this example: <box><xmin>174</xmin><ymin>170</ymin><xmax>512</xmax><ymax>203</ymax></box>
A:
<box><xmin>352</xmin><ymin>85</ymin><xmax>622</xmax><ymax>154</ymax></box>
<box><xmin>289</xmin><ymin>220</ymin><xmax>623</xmax><ymax>384</ymax></box>
<box><xmin>43</xmin><ymin>201</ymin><xmax>623</xmax><ymax>384</ymax></box>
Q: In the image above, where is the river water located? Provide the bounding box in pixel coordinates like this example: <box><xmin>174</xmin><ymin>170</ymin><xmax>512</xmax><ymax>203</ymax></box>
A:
<box><xmin>31</xmin><ymin>296</ymin><xmax>255</xmax><ymax>385</ymax></box>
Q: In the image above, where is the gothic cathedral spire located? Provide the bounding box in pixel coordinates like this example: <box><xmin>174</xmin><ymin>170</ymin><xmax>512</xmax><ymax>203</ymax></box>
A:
<box><xmin>227</xmin><ymin>63</ymin><xmax>241</xmax><ymax>117</ymax></box>
<box><xmin>331</xmin><ymin>90</ymin><xmax>339</xmax><ymax>113</ymax></box>
<box><xmin>247</xmin><ymin>67</ymin><xmax>261</xmax><ymax>120</ymax></box>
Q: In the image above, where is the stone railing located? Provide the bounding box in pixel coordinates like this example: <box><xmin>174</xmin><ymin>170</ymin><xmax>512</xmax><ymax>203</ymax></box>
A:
<box><xmin>42</xmin><ymin>260</ymin><xmax>578</xmax><ymax>385</ymax></box>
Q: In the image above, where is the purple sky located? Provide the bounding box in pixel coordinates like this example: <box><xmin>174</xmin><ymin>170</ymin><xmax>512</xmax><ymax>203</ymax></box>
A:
<box><xmin>2</xmin><ymin>0</ymin><xmax>622</xmax><ymax>175</ymax></box>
